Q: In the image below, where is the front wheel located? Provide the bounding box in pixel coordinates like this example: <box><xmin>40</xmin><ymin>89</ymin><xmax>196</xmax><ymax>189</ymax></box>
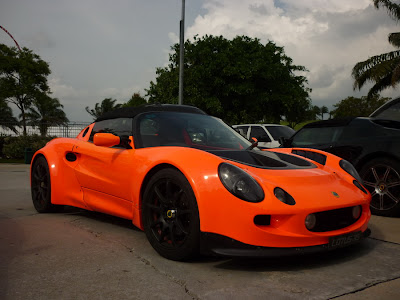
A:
<box><xmin>142</xmin><ymin>168</ymin><xmax>200</xmax><ymax>261</ymax></box>
<box><xmin>360</xmin><ymin>158</ymin><xmax>400</xmax><ymax>217</ymax></box>
<box><xmin>31</xmin><ymin>156</ymin><xmax>60</xmax><ymax>213</ymax></box>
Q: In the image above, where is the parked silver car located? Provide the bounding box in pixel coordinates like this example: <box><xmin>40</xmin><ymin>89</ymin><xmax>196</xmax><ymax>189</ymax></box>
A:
<box><xmin>232</xmin><ymin>124</ymin><xmax>295</xmax><ymax>148</ymax></box>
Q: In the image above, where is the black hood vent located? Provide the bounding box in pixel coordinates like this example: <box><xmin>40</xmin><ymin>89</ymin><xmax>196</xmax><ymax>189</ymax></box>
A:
<box><xmin>208</xmin><ymin>150</ymin><xmax>316</xmax><ymax>170</ymax></box>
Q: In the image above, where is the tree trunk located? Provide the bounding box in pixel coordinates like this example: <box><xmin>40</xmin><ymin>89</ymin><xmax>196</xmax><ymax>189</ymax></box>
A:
<box><xmin>21</xmin><ymin>106</ymin><xmax>27</xmax><ymax>136</ymax></box>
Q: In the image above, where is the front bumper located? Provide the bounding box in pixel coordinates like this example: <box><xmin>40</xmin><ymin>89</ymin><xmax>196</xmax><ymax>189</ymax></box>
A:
<box><xmin>200</xmin><ymin>228</ymin><xmax>371</xmax><ymax>258</ymax></box>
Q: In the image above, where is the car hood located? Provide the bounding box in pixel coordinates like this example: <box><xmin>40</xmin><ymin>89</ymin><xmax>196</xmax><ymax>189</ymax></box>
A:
<box><xmin>207</xmin><ymin>150</ymin><xmax>316</xmax><ymax>170</ymax></box>
<box><xmin>208</xmin><ymin>149</ymin><xmax>368</xmax><ymax>210</ymax></box>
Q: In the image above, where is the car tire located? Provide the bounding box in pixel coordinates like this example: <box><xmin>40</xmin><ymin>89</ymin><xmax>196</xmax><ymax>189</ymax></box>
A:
<box><xmin>359</xmin><ymin>158</ymin><xmax>400</xmax><ymax>217</ymax></box>
<box><xmin>142</xmin><ymin>168</ymin><xmax>200</xmax><ymax>261</ymax></box>
<box><xmin>31</xmin><ymin>156</ymin><xmax>60</xmax><ymax>213</ymax></box>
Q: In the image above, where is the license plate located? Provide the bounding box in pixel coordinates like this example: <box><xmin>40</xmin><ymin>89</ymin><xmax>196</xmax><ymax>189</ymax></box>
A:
<box><xmin>328</xmin><ymin>231</ymin><xmax>362</xmax><ymax>248</ymax></box>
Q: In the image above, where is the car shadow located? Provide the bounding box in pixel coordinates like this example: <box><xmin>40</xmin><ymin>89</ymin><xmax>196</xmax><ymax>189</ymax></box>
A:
<box><xmin>210</xmin><ymin>238</ymin><xmax>377</xmax><ymax>271</ymax></box>
<box><xmin>59</xmin><ymin>206</ymin><xmax>377</xmax><ymax>271</ymax></box>
<box><xmin>61</xmin><ymin>206</ymin><xmax>142</xmax><ymax>231</ymax></box>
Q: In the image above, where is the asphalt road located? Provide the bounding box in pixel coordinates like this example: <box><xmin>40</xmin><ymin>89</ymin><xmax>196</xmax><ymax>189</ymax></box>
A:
<box><xmin>1</xmin><ymin>163</ymin><xmax>400</xmax><ymax>300</ymax></box>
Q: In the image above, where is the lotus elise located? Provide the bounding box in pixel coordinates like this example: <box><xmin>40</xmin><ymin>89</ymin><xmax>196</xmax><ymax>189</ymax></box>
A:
<box><xmin>31</xmin><ymin>104</ymin><xmax>371</xmax><ymax>261</ymax></box>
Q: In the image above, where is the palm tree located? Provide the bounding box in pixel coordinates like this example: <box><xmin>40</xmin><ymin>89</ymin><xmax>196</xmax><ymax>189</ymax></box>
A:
<box><xmin>320</xmin><ymin>106</ymin><xmax>329</xmax><ymax>120</ymax></box>
<box><xmin>25</xmin><ymin>95</ymin><xmax>69</xmax><ymax>136</ymax></box>
<box><xmin>352</xmin><ymin>0</ymin><xmax>400</xmax><ymax>97</ymax></box>
<box><xmin>85</xmin><ymin>98</ymin><xmax>122</xmax><ymax>120</ymax></box>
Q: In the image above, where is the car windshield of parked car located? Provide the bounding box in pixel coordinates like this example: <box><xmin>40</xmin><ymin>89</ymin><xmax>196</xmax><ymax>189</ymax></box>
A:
<box><xmin>291</xmin><ymin>126</ymin><xmax>344</xmax><ymax>147</ymax></box>
<box><xmin>138</xmin><ymin>112</ymin><xmax>252</xmax><ymax>150</ymax></box>
<box><xmin>371</xmin><ymin>100</ymin><xmax>400</xmax><ymax>121</ymax></box>
<box><xmin>265</xmin><ymin>126</ymin><xmax>295</xmax><ymax>140</ymax></box>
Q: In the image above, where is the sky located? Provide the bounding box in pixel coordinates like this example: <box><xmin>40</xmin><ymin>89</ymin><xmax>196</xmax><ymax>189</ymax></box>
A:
<box><xmin>1</xmin><ymin>0</ymin><xmax>399</xmax><ymax>122</ymax></box>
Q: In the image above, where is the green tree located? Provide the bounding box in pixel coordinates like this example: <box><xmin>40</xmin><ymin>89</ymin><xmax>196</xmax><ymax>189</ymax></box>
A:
<box><xmin>0</xmin><ymin>44</ymin><xmax>51</xmax><ymax>135</ymax></box>
<box><xmin>0</xmin><ymin>98</ymin><xmax>18</xmax><ymax>133</ymax></box>
<box><xmin>85</xmin><ymin>98</ymin><xmax>122</xmax><ymax>120</ymax></box>
<box><xmin>147</xmin><ymin>35</ymin><xmax>310</xmax><ymax>124</ymax></box>
<box><xmin>320</xmin><ymin>106</ymin><xmax>329</xmax><ymax>120</ymax></box>
<box><xmin>309</xmin><ymin>105</ymin><xmax>321</xmax><ymax>120</ymax></box>
<box><xmin>123</xmin><ymin>93</ymin><xmax>147</xmax><ymax>107</ymax></box>
<box><xmin>352</xmin><ymin>0</ymin><xmax>400</xmax><ymax>97</ymax></box>
<box><xmin>331</xmin><ymin>95</ymin><xmax>391</xmax><ymax>118</ymax></box>
<box><xmin>25</xmin><ymin>95</ymin><xmax>69</xmax><ymax>136</ymax></box>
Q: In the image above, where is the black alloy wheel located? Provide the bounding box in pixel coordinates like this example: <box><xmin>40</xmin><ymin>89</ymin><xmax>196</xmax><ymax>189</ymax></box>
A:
<box><xmin>360</xmin><ymin>158</ymin><xmax>400</xmax><ymax>217</ymax></box>
<box><xmin>31</xmin><ymin>156</ymin><xmax>58</xmax><ymax>213</ymax></box>
<box><xmin>142</xmin><ymin>168</ymin><xmax>200</xmax><ymax>261</ymax></box>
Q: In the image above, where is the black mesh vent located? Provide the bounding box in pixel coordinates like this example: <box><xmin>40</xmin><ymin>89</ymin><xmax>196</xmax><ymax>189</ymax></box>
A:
<box><xmin>309</xmin><ymin>206</ymin><xmax>361</xmax><ymax>232</ymax></box>
<box><xmin>292</xmin><ymin>150</ymin><xmax>327</xmax><ymax>165</ymax></box>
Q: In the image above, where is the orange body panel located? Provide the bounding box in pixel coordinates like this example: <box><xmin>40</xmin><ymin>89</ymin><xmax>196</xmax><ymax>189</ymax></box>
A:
<box><xmin>31</xmin><ymin>128</ymin><xmax>371</xmax><ymax>249</ymax></box>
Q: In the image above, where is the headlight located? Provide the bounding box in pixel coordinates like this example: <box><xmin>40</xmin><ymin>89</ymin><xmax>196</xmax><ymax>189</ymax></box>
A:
<box><xmin>274</xmin><ymin>187</ymin><xmax>296</xmax><ymax>205</ymax></box>
<box><xmin>218</xmin><ymin>163</ymin><xmax>264</xmax><ymax>202</ymax></box>
<box><xmin>339</xmin><ymin>159</ymin><xmax>363</xmax><ymax>184</ymax></box>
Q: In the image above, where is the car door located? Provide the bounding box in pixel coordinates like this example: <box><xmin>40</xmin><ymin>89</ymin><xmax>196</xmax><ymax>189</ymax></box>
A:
<box><xmin>72</xmin><ymin>118</ymin><xmax>135</xmax><ymax>219</ymax></box>
<box><xmin>235</xmin><ymin>125</ymin><xmax>250</xmax><ymax>139</ymax></box>
<box><xmin>249</xmin><ymin>125</ymin><xmax>272</xmax><ymax>148</ymax></box>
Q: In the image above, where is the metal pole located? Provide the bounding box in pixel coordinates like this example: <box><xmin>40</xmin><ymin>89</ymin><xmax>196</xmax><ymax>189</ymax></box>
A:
<box><xmin>178</xmin><ymin>0</ymin><xmax>185</xmax><ymax>105</ymax></box>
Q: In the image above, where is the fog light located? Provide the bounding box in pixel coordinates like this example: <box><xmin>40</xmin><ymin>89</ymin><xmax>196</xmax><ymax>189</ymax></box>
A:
<box><xmin>305</xmin><ymin>214</ymin><xmax>316</xmax><ymax>230</ymax></box>
<box><xmin>352</xmin><ymin>206</ymin><xmax>361</xmax><ymax>219</ymax></box>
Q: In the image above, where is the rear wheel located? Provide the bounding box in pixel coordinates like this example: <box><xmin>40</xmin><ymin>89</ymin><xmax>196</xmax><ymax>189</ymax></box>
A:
<box><xmin>31</xmin><ymin>156</ymin><xmax>60</xmax><ymax>213</ymax></box>
<box><xmin>360</xmin><ymin>158</ymin><xmax>400</xmax><ymax>217</ymax></box>
<box><xmin>142</xmin><ymin>168</ymin><xmax>200</xmax><ymax>261</ymax></box>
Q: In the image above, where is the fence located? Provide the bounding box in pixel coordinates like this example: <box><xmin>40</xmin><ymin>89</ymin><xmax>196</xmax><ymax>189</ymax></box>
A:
<box><xmin>0</xmin><ymin>122</ymin><xmax>91</xmax><ymax>137</ymax></box>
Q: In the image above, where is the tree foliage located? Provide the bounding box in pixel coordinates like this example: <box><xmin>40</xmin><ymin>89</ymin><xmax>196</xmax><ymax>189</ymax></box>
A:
<box><xmin>0</xmin><ymin>98</ymin><xmax>18</xmax><ymax>133</ymax></box>
<box><xmin>123</xmin><ymin>93</ymin><xmax>147</xmax><ymax>107</ymax></box>
<box><xmin>147</xmin><ymin>35</ymin><xmax>311</xmax><ymax>125</ymax></box>
<box><xmin>25</xmin><ymin>95</ymin><xmax>69</xmax><ymax>136</ymax></box>
<box><xmin>85</xmin><ymin>98</ymin><xmax>122</xmax><ymax>120</ymax></box>
<box><xmin>352</xmin><ymin>0</ymin><xmax>400</xmax><ymax>97</ymax></box>
<box><xmin>331</xmin><ymin>95</ymin><xmax>391</xmax><ymax>118</ymax></box>
<box><xmin>320</xmin><ymin>105</ymin><xmax>329</xmax><ymax>120</ymax></box>
<box><xmin>0</xmin><ymin>44</ymin><xmax>51</xmax><ymax>135</ymax></box>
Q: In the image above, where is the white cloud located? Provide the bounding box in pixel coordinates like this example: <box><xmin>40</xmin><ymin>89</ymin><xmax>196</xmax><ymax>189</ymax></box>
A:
<box><xmin>186</xmin><ymin>0</ymin><xmax>399</xmax><ymax>107</ymax></box>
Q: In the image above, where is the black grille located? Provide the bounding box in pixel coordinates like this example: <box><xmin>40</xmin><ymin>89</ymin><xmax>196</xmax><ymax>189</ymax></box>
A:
<box><xmin>309</xmin><ymin>206</ymin><xmax>361</xmax><ymax>232</ymax></box>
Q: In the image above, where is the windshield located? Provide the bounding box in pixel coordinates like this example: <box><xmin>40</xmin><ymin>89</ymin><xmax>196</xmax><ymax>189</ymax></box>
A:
<box><xmin>265</xmin><ymin>125</ymin><xmax>295</xmax><ymax>140</ymax></box>
<box><xmin>137</xmin><ymin>112</ymin><xmax>252</xmax><ymax>150</ymax></box>
<box><xmin>371</xmin><ymin>99</ymin><xmax>400</xmax><ymax>121</ymax></box>
<box><xmin>291</xmin><ymin>126</ymin><xmax>344</xmax><ymax>146</ymax></box>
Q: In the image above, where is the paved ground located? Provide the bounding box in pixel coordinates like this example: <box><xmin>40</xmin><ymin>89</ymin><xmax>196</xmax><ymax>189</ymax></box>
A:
<box><xmin>0</xmin><ymin>164</ymin><xmax>399</xmax><ymax>300</ymax></box>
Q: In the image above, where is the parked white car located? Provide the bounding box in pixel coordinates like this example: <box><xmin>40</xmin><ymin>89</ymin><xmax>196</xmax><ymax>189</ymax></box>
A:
<box><xmin>232</xmin><ymin>124</ymin><xmax>295</xmax><ymax>148</ymax></box>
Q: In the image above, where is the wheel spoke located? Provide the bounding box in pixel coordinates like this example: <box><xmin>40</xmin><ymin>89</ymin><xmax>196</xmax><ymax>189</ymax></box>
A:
<box><xmin>154</xmin><ymin>186</ymin><xmax>168</xmax><ymax>204</ymax></box>
<box><xmin>144</xmin><ymin>202</ymin><xmax>161</xmax><ymax>212</ymax></box>
<box><xmin>380</xmin><ymin>194</ymin><xmax>385</xmax><ymax>210</ymax></box>
<box><xmin>165</xmin><ymin>179</ymin><xmax>173</xmax><ymax>198</ymax></box>
<box><xmin>33</xmin><ymin>171</ymin><xmax>41</xmax><ymax>182</ymax></box>
<box><xmin>150</xmin><ymin>218</ymin><xmax>163</xmax><ymax>229</ymax></box>
<box><xmin>172</xmin><ymin>189</ymin><xmax>184</xmax><ymax>206</ymax></box>
<box><xmin>382</xmin><ymin>167</ymin><xmax>391</xmax><ymax>182</ymax></box>
<box><xmin>363</xmin><ymin>180</ymin><xmax>376</xmax><ymax>188</ymax></box>
<box><xmin>158</xmin><ymin>225</ymin><xmax>168</xmax><ymax>243</ymax></box>
<box><xmin>169</xmin><ymin>223</ymin><xmax>176</xmax><ymax>246</ymax></box>
<box><xmin>177</xmin><ymin>209</ymin><xmax>191</xmax><ymax>216</ymax></box>
<box><xmin>371</xmin><ymin>167</ymin><xmax>380</xmax><ymax>182</ymax></box>
<box><xmin>388</xmin><ymin>181</ymin><xmax>400</xmax><ymax>188</ymax></box>
<box><xmin>175</xmin><ymin>219</ymin><xmax>188</xmax><ymax>235</ymax></box>
<box><xmin>386</xmin><ymin>191</ymin><xmax>399</xmax><ymax>204</ymax></box>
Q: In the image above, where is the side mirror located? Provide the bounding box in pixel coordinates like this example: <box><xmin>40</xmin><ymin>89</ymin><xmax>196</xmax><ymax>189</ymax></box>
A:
<box><xmin>248</xmin><ymin>137</ymin><xmax>258</xmax><ymax>150</ymax></box>
<box><xmin>279</xmin><ymin>137</ymin><xmax>291</xmax><ymax>147</ymax></box>
<box><xmin>93</xmin><ymin>133</ymin><xmax>120</xmax><ymax>147</ymax></box>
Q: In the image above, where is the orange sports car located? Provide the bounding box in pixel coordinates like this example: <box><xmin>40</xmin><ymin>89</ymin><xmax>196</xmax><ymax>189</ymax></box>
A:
<box><xmin>31</xmin><ymin>104</ymin><xmax>371</xmax><ymax>261</ymax></box>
